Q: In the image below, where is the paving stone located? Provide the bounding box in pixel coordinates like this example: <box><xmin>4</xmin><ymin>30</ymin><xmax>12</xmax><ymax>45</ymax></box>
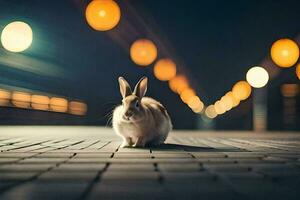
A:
<box><xmin>54</xmin><ymin>163</ymin><xmax>106</xmax><ymax>171</ymax></box>
<box><xmin>152</xmin><ymin>153</ymin><xmax>192</xmax><ymax>158</ymax></box>
<box><xmin>108</xmin><ymin>163</ymin><xmax>154</xmax><ymax>171</ymax></box>
<box><xmin>35</xmin><ymin>153</ymin><xmax>74</xmax><ymax>158</ymax></box>
<box><xmin>0</xmin><ymin>182</ymin><xmax>88</xmax><ymax>200</ymax></box>
<box><xmin>19</xmin><ymin>158</ymin><xmax>67</xmax><ymax>163</ymax></box>
<box><xmin>230</xmin><ymin>179</ymin><xmax>300</xmax><ymax>200</ymax></box>
<box><xmin>162</xmin><ymin>171</ymin><xmax>216</xmax><ymax>181</ymax></box>
<box><xmin>0</xmin><ymin>158</ymin><xmax>20</xmax><ymax>164</ymax></box>
<box><xmin>0</xmin><ymin>153</ymin><xmax>37</xmax><ymax>158</ymax></box>
<box><xmin>153</xmin><ymin>158</ymin><xmax>196</xmax><ymax>163</ymax></box>
<box><xmin>113</xmin><ymin>153</ymin><xmax>151</xmax><ymax>158</ymax></box>
<box><xmin>101</xmin><ymin>171</ymin><xmax>160</xmax><ymax>181</ymax></box>
<box><xmin>37</xmin><ymin>171</ymin><xmax>98</xmax><ymax>182</ymax></box>
<box><xmin>0</xmin><ymin>163</ymin><xmax>54</xmax><ymax>172</ymax></box>
<box><xmin>158</xmin><ymin>163</ymin><xmax>201</xmax><ymax>172</ymax></box>
<box><xmin>164</xmin><ymin>179</ymin><xmax>236</xmax><ymax>200</ymax></box>
<box><xmin>192</xmin><ymin>152</ymin><xmax>227</xmax><ymax>158</ymax></box>
<box><xmin>67</xmin><ymin>157</ymin><xmax>110</xmax><ymax>163</ymax></box>
<box><xmin>74</xmin><ymin>152</ymin><xmax>113</xmax><ymax>158</ymax></box>
<box><xmin>109</xmin><ymin>158</ymin><xmax>155</xmax><ymax>164</ymax></box>
<box><xmin>0</xmin><ymin>172</ymin><xmax>37</xmax><ymax>181</ymax></box>
<box><xmin>88</xmin><ymin>181</ymin><xmax>166</xmax><ymax>200</ymax></box>
<box><xmin>203</xmin><ymin>163</ymin><xmax>251</xmax><ymax>172</ymax></box>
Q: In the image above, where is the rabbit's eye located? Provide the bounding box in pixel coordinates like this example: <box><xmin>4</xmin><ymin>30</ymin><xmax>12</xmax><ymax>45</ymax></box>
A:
<box><xmin>135</xmin><ymin>101</ymin><xmax>139</xmax><ymax>108</ymax></box>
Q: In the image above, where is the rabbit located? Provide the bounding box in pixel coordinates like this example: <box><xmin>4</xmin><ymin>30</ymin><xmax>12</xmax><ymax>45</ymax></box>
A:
<box><xmin>112</xmin><ymin>76</ymin><xmax>172</xmax><ymax>148</ymax></box>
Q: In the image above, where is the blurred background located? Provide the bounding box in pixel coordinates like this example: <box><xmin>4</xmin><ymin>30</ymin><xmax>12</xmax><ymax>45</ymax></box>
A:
<box><xmin>0</xmin><ymin>0</ymin><xmax>299</xmax><ymax>130</ymax></box>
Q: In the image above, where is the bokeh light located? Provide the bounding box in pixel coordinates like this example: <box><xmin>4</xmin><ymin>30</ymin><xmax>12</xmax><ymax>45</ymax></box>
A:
<box><xmin>130</xmin><ymin>39</ymin><xmax>157</xmax><ymax>66</ymax></box>
<box><xmin>271</xmin><ymin>39</ymin><xmax>299</xmax><ymax>68</ymax></box>
<box><xmin>168</xmin><ymin>75</ymin><xmax>189</xmax><ymax>94</ymax></box>
<box><xmin>180</xmin><ymin>88</ymin><xmax>195</xmax><ymax>103</ymax></box>
<box><xmin>296</xmin><ymin>63</ymin><xmax>300</xmax><ymax>80</ymax></box>
<box><xmin>50</xmin><ymin>97</ymin><xmax>68</xmax><ymax>113</ymax></box>
<box><xmin>85</xmin><ymin>0</ymin><xmax>121</xmax><ymax>31</ymax></box>
<box><xmin>153</xmin><ymin>58</ymin><xmax>176</xmax><ymax>81</ymax></box>
<box><xmin>246</xmin><ymin>66</ymin><xmax>269</xmax><ymax>88</ymax></box>
<box><xmin>205</xmin><ymin>105</ymin><xmax>217</xmax><ymax>119</ymax></box>
<box><xmin>31</xmin><ymin>95</ymin><xmax>50</xmax><ymax>111</ymax></box>
<box><xmin>220</xmin><ymin>95</ymin><xmax>233</xmax><ymax>111</ymax></box>
<box><xmin>12</xmin><ymin>91</ymin><xmax>31</xmax><ymax>108</ymax></box>
<box><xmin>225</xmin><ymin>91</ymin><xmax>240</xmax><ymax>107</ymax></box>
<box><xmin>232</xmin><ymin>81</ymin><xmax>252</xmax><ymax>100</ymax></box>
<box><xmin>214</xmin><ymin>100</ymin><xmax>226</xmax><ymax>115</ymax></box>
<box><xmin>187</xmin><ymin>96</ymin><xmax>203</xmax><ymax>113</ymax></box>
<box><xmin>69</xmin><ymin>101</ymin><xmax>88</xmax><ymax>116</ymax></box>
<box><xmin>1</xmin><ymin>21</ymin><xmax>33</xmax><ymax>52</ymax></box>
<box><xmin>0</xmin><ymin>89</ymin><xmax>11</xmax><ymax>106</ymax></box>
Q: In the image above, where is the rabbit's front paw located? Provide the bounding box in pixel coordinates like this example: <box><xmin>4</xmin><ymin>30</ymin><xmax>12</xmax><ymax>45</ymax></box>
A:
<box><xmin>120</xmin><ymin>137</ymin><xmax>133</xmax><ymax>148</ymax></box>
<box><xmin>120</xmin><ymin>141</ymin><xmax>131</xmax><ymax>148</ymax></box>
<box><xmin>133</xmin><ymin>137</ymin><xmax>146</xmax><ymax>148</ymax></box>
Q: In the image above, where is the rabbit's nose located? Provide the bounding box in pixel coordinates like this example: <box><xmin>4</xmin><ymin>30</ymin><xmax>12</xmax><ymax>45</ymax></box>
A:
<box><xmin>124</xmin><ymin>111</ymin><xmax>133</xmax><ymax>118</ymax></box>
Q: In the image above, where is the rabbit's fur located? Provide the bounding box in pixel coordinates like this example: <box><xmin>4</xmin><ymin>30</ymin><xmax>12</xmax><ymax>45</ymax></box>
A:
<box><xmin>112</xmin><ymin>76</ymin><xmax>172</xmax><ymax>148</ymax></box>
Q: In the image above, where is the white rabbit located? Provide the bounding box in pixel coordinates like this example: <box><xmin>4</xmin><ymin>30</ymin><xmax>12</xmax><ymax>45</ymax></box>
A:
<box><xmin>112</xmin><ymin>76</ymin><xmax>172</xmax><ymax>148</ymax></box>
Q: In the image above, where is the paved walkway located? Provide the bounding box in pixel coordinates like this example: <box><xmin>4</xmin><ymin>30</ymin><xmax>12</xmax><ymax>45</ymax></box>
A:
<box><xmin>0</xmin><ymin>126</ymin><xmax>300</xmax><ymax>200</ymax></box>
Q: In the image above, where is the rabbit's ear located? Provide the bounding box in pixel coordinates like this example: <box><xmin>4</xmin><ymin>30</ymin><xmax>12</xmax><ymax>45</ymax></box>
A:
<box><xmin>118</xmin><ymin>77</ymin><xmax>132</xmax><ymax>98</ymax></box>
<box><xmin>134</xmin><ymin>76</ymin><xmax>148</xmax><ymax>98</ymax></box>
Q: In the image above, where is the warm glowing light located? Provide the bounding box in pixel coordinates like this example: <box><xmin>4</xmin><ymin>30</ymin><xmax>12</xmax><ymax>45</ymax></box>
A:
<box><xmin>220</xmin><ymin>95</ymin><xmax>233</xmax><ymax>111</ymax></box>
<box><xmin>153</xmin><ymin>58</ymin><xmax>176</xmax><ymax>81</ymax></box>
<box><xmin>281</xmin><ymin>84</ymin><xmax>299</xmax><ymax>97</ymax></box>
<box><xmin>205</xmin><ymin>105</ymin><xmax>217</xmax><ymax>119</ymax></box>
<box><xmin>130</xmin><ymin>39</ymin><xmax>157</xmax><ymax>66</ymax></box>
<box><xmin>69</xmin><ymin>101</ymin><xmax>88</xmax><ymax>116</ymax></box>
<box><xmin>168</xmin><ymin>75</ymin><xmax>189</xmax><ymax>94</ymax></box>
<box><xmin>214</xmin><ymin>100</ymin><xmax>226</xmax><ymax>115</ymax></box>
<box><xmin>1</xmin><ymin>21</ymin><xmax>33</xmax><ymax>52</ymax></box>
<box><xmin>225</xmin><ymin>91</ymin><xmax>240</xmax><ymax>107</ymax></box>
<box><xmin>12</xmin><ymin>91</ymin><xmax>31</xmax><ymax>108</ymax></box>
<box><xmin>31</xmin><ymin>95</ymin><xmax>49</xmax><ymax>111</ymax></box>
<box><xmin>192</xmin><ymin>103</ymin><xmax>204</xmax><ymax>113</ymax></box>
<box><xmin>232</xmin><ymin>81</ymin><xmax>252</xmax><ymax>100</ymax></box>
<box><xmin>180</xmin><ymin>88</ymin><xmax>196</xmax><ymax>103</ymax></box>
<box><xmin>271</xmin><ymin>39</ymin><xmax>299</xmax><ymax>68</ymax></box>
<box><xmin>187</xmin><ymin>96</ymin><xmax>204</xmax><ymax>113</ymax></box>
<box><xmin>296</xmin><ymin>63</ymin><xmax>300</xmax><ymax>80</ymax></box>
<box><xmin>85</xmin><ymin>0</ymin><xmax>121</xmax><ymax>31</ymax></box>
<box><xmin>246</xmin><ymin>66</ymin><xmax>269</xmax><ymax>88</ymax></box>
<box><xmin>50</xmin><ymin>97</ymin><xmax>68</xmax><ymax>112</ymax></box>
<box><xmin>0</xmin><ymin>89</ymin><xmax>11</xmax><ymax>106</ymax></box>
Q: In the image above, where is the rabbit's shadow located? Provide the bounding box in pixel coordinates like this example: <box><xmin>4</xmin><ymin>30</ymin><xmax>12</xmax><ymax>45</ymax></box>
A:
<box><xmin>144</xmin><ymin>143</ymin><xmax>245</xmax><ymax>152</ymax></box>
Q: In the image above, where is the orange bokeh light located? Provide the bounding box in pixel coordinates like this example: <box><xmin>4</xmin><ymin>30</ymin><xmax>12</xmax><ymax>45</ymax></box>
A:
<box><xmin>225</xmin><ymin>91</ymin><xmax>240</xmax><ymax>107</ymax></box>
<box><xmin>168</xmin><ymin>75</ymin><xmax>189</xmax><ymax>94</ymax></box>
<box><xmin>205</xmin><ymin>105</ymin><xmax>217</xmax><ymax>119</ymax></box>
<box><xmin>271</xmin><ymin>39</ymin><xmax>299</xmax><ymax>68</ymax></box>
<box><xmin>187</xmin><ymin>96</ymin><xmax>204</xmax><ymax>113</ymax></box>
<box><xmin>85</xmin><ymin>0</ymin><xmax>121</xmax><ymax>31</ymax></box>
<box><xmin>12</xmin><ymin>91</ymin><xmax>31</xmax><ymax>108</ymax></box>
<box><xmin>214</xmin><ymin>100</ymin><xmax>226</xmax><ymax>115</ymax></box>
<box><xmin>220</xmin><ymin>95</ymin><xmax>233</xmax><ymax>111</ymax></box>
<box><xmin>180</xmin><ymin>88</ymin><xmax>195</xmax><ymax>103</ymax></box>
<box><xmin>130</xmin><ymin>39</ymin><xmax>157</xmax><ymax>66</ymax></box>
<box><xmin>69</xmin><ymin>101</ymin><xmax>88</xmax><ymax>116</ymax></box>
<box><xmin>31</xmin><ymin>95</ymin><xmax>50</xmax><ymax>111</ymax></box>
<box><xmin>232</xmin><ymin>81</ymin><xmax>252</xmax><ymax>101</ymax></box>
<box><xmin>50</xmin><ymin>97</ymin><xmax>68</xmax><ymax>113</ymax></box>
<box><xmin>153</xmin><ymin>58</ymin><xmax>176</xmax><ymax>81</ymax></box>
<box><xmin>296</xmin><ymin>63</ymin><xmax>300</xmax><ymax>80</ymax></box>
<box><xmin>0</xmin><ymin>89</ymin><xmax>11</xmax><ymax>106</ymax></box>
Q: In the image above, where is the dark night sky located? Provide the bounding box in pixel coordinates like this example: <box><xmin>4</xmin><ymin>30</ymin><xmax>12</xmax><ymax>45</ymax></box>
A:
<box><xmin>0</xmin><ymin>0</ymin><xmax>299</xmax><ymax>129</ymax></box>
